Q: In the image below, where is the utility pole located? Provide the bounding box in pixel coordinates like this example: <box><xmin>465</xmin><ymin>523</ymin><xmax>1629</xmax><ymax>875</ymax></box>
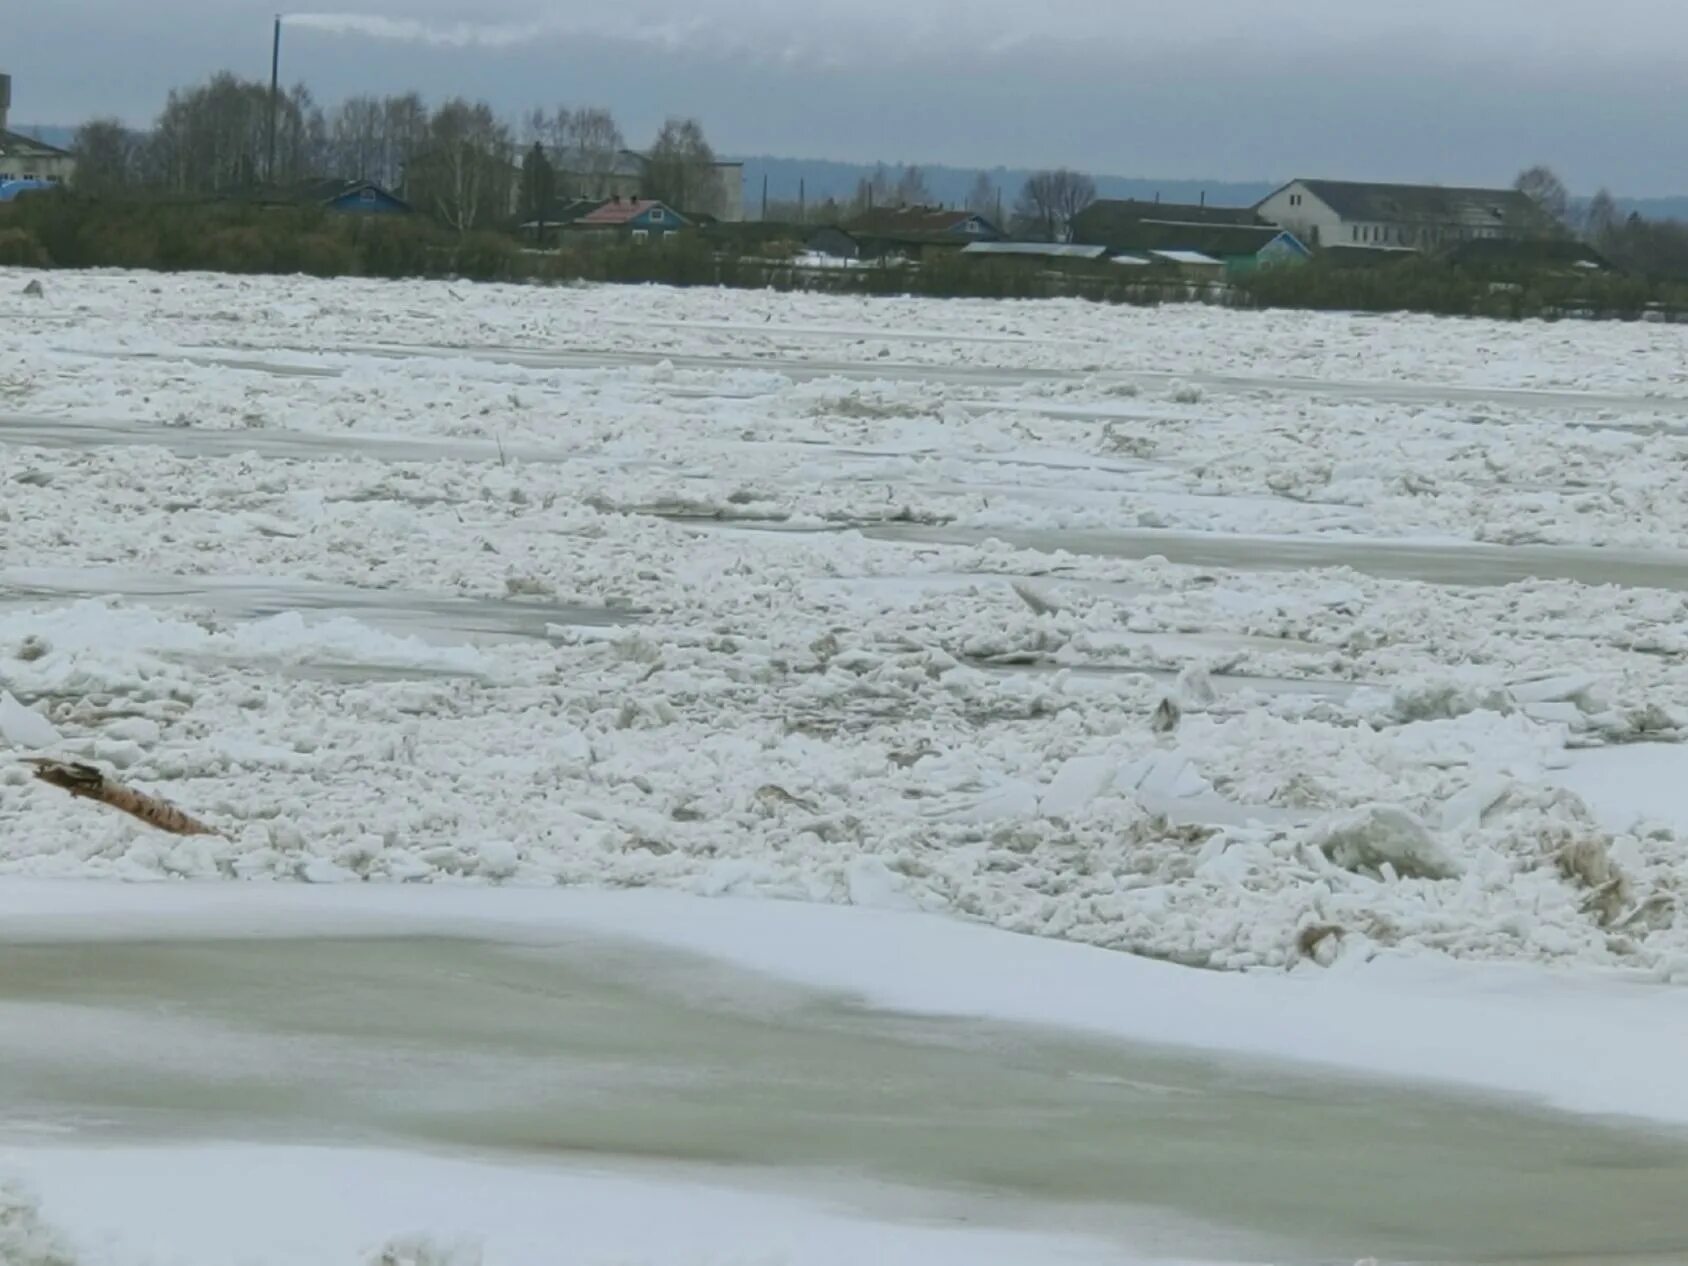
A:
<box><xmin>761</xmin><ymin>172</ymin><xmax>768</xmax><ymax>221</ymax></box>
<box><xmin>267</xmin><ymin>14</ymin><xmax>281</xmax><ymax>184</ymax></box>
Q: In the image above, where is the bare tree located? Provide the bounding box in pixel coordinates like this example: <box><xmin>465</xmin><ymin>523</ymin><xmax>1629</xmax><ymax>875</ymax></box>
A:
<box><xmin>1583</xmin><ymin>187</ymin><xmax>1620</xmax><ymax>243</ymax></box>
<box><xmin>408</xmin><ymin>98</ymin><xmax>514</xmax><ymax>232</ymax></box>
<box><xmin>895</xmin><ymin>165</ymin><xmax>931</xmax><ymax>207</ymax></box>
<box><xmin>522</xmin><ymin>107</ymin><xmax>552</xmax><ymax>148</ymax></box>
<box><xmin>850</xmin><ymin>164</ymin><xmax>897</xmax><ymax>216</ymax></box>
<box><xmin>275</xmin><ymin>83</ymin><xmax>330</xmax><ymax>182</ymax></box>
<box><xmin>1015</xmin><ymin>169</ymin><xmax>1097</xmax><ymax>241</ymax></box>
<box><xmin>146</xmin><ymin>73</ymin><xmax>275</xmax><ymax>193</ymax></box>
<box><xmin>558</xmin><ymin>107</ymin><xmax>624</xmax><ymax>197</ymax></box>
<box><xmin>1515</xmin><ymin>165</ymin><xmax>1570</xmax><ymax>229</ymax></box>
<box><xmin>379</xmin><ymin>93</ymin><xmax>430</xmax><ymax>190</ymax></box>
<box><xmin>643</xmin><ymin>117</ymin><xmax>722</xmax><ymax>216</ymax></box>
<box><xmin>71</xmin><ymin>118</ymin><xmax>140</xmax><ymax>196</ymax></box>
<box><xmin>329</xmin><ymin>96</ymin><xmax>384</xmax><ymax>180</ymax></box>
<box><xmin>964</xmin><ymin>172</ymin><xmax>999</xmax><ymax>220</ymax></box>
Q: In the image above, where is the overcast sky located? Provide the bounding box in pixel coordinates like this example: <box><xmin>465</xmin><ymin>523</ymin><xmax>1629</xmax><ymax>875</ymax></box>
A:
<box><xmin>14</xmin><ymin>0</ymin><xmax>1688</xmax><ymax>194</ymax></box>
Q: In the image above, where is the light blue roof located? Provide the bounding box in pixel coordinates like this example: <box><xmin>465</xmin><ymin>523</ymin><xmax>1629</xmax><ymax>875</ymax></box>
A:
<box><xmin>0</xmin><ymin>178</ymin><xmax>53</xmax><ymax>202</ymax></box>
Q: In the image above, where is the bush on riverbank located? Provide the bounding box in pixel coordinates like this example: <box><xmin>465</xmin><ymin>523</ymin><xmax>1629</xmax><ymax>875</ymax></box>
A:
<box><xmin>8</xmin><ymin>192</ymin><xmax>1688</xmax><ymax>321</ymax></box>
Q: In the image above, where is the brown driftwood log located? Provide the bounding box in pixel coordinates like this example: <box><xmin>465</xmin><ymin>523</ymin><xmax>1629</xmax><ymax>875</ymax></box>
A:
<box><xmin>25</xmin><ymin>760</ymin><xmax>220</xmax><ymax>837</ymax></box>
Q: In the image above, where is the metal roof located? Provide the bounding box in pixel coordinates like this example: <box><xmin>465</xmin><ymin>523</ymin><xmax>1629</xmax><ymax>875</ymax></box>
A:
<box><xmin>1150</xmin><ymin>250</ymin><xmax>1222</xmax><ymax>266</ymax></box>
<box><xmin>0</xmin><ymin>128</ymin><xmax>70</xmax><ymax>160</ymax></box>
<box><xmin>961</xmin><ymin>242</ymin><xmax>1106</xmax><ymax>259</ymax></box>
<box><xmin>1072</xmin><ymin>217</ymin><xmax>1292</xmax><ymax>258</ymax></box>
<box><xmin>846</xmin><ymin>207</ymin><xmax>999</xmax><ymax>237</ymax></box>
<box><xmin>577</xmin><ymin>199</ymin><xmax>684</xmax><ymax>226</ymax></box>
<box><xmin>1075</xmin><ymin>200</ymin><xmax>1265</xmax><ymax>235</ymax></box>
<box><xmin>1288</xmin><ymin>180</ymin><xmax>1546</xmax><ymax>231</ymax></box>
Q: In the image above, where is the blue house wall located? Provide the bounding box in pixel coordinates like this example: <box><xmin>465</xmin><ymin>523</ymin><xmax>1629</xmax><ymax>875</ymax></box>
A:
<box><xmin>626</xmin><ymin>205</ymin><xmax>686</xmax><ymax>233</ymax></box>
<box><xmin>944</xmin><ymin>213</ymin><xmax>1003</xmax><ymax>240</ymax></box>
<box><xmin>325</xmin><ymin>185</ymin><xmax>411</xmax><ymax>216</ymax></box>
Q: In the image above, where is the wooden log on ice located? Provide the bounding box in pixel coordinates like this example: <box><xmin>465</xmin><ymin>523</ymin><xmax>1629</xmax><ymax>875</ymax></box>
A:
<box><xmin>25</xmin><ymin>760</ymin><xmax>220</xmax><ymax>838</ymax></box>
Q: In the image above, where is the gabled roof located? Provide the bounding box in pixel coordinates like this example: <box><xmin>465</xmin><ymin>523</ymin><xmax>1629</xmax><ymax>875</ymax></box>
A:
<box><xmin>847</xmin><ymin>206</ymin><xmax>998</xmax><ymax>237</ymax></box>
<box><xmin>1074</xmin><ymin>199</ymin><xmax>1266</xmax><ymax>235</ymax></box>
<box><xmin>248</xmin><ymin>179</ymin><xmax>410</xmax><ymax>210</ymax></box>
<box><xmin>576</xmin><ymin>198</ymin><xmax>685</xmax><ymax>226</ymax></box>
<box><xmin>1281</xmin><ymin>180</ymin><xmax>1547</xmax><ymax>231</ymax></box>
<box><xmin>517</xmin><ymin>197</ymin><xmax>608</xmax><ymax>228</ymax></box>
<box><xmin>0</xmin><ymin>128</ymin><xmax>71</xmax><ymax>160</ymax></box>
<box><xmin>1074</xmin><ymin>218</ymin><xmax>1297</xmax><ymax>258</ymax></box>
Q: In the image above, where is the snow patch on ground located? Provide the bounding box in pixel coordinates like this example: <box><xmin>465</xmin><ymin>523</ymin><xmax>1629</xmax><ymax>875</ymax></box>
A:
<box><xmin>0</xmin><ymin>1143</ymin><xmax>1141</xmax><ymax>1266</ymax></box>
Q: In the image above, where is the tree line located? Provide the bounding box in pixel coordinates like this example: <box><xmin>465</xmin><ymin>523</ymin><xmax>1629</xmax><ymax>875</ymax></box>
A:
<box><xmin>68</xmin><ymin>73</ymin><xmax>729</xmax><ymax>233</ymax></box>
<box><xmin>1517</xmin><ymin>165</ymin><xmax>1688</xmax><ymax>280</ymax></box>
<box><xmin>759</xmin><ymin>161</ymin><xmax>1099</xmax><ymax>239</ymax></box>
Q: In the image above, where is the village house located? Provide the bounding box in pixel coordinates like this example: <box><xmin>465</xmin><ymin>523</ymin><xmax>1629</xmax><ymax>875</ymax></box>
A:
<box><xmin>0</xmin><ymin>74</ymin><xmax>75</xmax><ymax>187</ymax></box>
<box><xmin>250</xmin><ymin>178</ymin><xmax>411</xmax><ymax>215</ymax></box>
<box><xmin>1070</xmin><ymin>200</ymin><xmax>1309</xmax><ymax>274</ymax></box>
<box><xmin>1255</xmin><ymin>179</ymin><xmax>1553</xmax><ymax>251</ymax></box>
<box><xmin>810</xmin><ymin>206</ymin><xmax>1003</xmax><ymax>262</ymax></box>
<box><xmin>568</xmin><ymin>197</ymin><xmax>690</xmax><ymax>242</ymax></box>
<box><xmin>554</xmin><ymin>150</ymin><xmax>744</xmax><ymax>222</ymax></box>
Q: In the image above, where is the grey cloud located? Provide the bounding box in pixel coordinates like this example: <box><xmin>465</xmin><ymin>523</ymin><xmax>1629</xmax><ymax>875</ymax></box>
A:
<box><xmin>12</xmin><ymin>0</ymin><xmax>1688</xmax><ymax>194</ymax></box>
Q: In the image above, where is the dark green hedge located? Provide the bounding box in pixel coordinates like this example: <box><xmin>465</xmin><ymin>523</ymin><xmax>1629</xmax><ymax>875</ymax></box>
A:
<box><xmin>6</xmin><ymin>194</ymin><xmax>1687</xmax><ymax>321</ymax></box>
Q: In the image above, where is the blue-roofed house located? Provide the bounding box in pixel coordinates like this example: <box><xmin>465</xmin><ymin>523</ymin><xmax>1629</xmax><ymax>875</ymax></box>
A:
<box><xmin>254</xmin><ymin>179</ymin><xmax>412</xmax><ymax>216</ymax></box>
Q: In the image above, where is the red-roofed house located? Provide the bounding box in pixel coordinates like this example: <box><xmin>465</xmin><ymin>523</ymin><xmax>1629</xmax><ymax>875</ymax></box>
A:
<box><xmin>571</xmin><ymin>198</ymin><xmax>690</xmax><ymax>241</ymax></box>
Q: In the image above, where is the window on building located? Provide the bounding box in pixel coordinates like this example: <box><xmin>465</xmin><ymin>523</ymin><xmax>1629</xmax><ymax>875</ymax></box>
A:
<box><xmin>1352</xmin><ymin>225</ymin><xmax>1360</xmax><ymax>242</ymax></box>
<box><xmin>650</xmin><ymin>208</ymin><xmax>665</xmax><ymax>222</ymax></box>
<box><xmin>359</xmin><ymin>188</ymin><xmax>376</xmax><ymax>203</ymax></box>
<box><xmin>632</xmin><ymin>229</ymin><xmax>649</xmax><ymax>243</ymax></box>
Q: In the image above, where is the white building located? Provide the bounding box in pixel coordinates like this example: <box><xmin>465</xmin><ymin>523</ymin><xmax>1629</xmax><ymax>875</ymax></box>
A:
<box><xmin>0</xmin><ymin>73</ymin><xmax>76</xmax><ymax>187</ymax></box>
<box><xmin>1256</xmin><ymin>179</ymin><xmax>1549</xmax><ymax>252</ymax></box>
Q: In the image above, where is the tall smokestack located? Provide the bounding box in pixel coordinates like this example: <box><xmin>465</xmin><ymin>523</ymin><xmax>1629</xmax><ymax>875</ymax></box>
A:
<box><xmin>0</xmin><ymin>74</ymin><xmax>13</xmax><ymax>133</ymax></box>
<box><xmin>267</xmin><ymin>17</ymin><xmax>281</xmax><ymax>181</ymax></box>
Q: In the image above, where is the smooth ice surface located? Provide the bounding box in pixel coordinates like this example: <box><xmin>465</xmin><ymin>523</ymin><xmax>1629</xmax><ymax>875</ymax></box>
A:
<box><xmin>2</xmin><ymin>891</ymin><xmax>1688</xmax><ymax>1265</ymax></box>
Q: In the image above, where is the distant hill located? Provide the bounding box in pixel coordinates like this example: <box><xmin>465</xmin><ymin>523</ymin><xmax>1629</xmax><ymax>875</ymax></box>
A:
<box><xmin>1614</xmin><ymin>197</ymin><xmax>1688</xmax><ymax>222</ymax></box>
<box><xmin>732</xmin><ymin>156</ymin><xmax>1276</xmax><ymax>214</ymax></box>
<box><xmin>10</xmin><ymin>124</ymin><xmax>75</xmax><ymax>148</ymax></box>
<box><xmin>737</xmin><ymin>160</ymin><xmax>1688</xmax><ymax>226</ymax></box>
<box><xmin>18</xmin><ymin>126</ymin><xmax>1688</xmax><ymax>227</ymax></box>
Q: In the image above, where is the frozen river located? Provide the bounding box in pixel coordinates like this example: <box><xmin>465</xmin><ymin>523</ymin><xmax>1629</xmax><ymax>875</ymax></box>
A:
<box><xmin>13</xmin><ymin>273</ymin><xmax>1688</xmax><ymax>1264</ymax></box>
<box><xmin>4</xmin><ymin>928</ymin><xmax>1688</xmax><ymax>1266</ymax></box>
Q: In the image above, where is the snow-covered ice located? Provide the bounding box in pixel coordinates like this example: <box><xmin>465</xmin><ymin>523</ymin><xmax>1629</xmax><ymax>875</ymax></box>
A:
<box><xmin>6</xmin><ymin>268</ymin><xmax>1688</xmax><ymax>975</ymax></box>
<box><xmin>0</xmin><ymin>1145</ymin><xmax>1137</xmax><ymax>1266</ymax></box>
<box><xmin>11</xmin><ymin>268</ymin><xmax>1688</xmax><ymax>1262</ymax></box>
